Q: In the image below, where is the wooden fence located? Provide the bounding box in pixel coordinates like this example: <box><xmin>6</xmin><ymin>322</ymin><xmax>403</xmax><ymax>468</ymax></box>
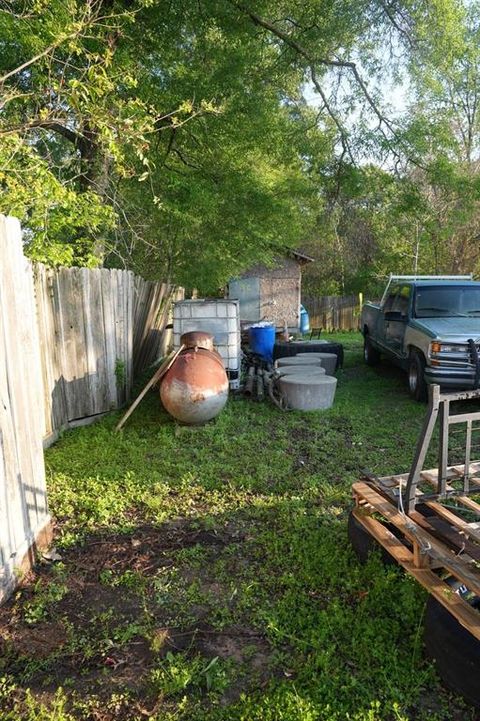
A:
<box><xmin>0</xmin><ymin>215</ymin><xmax>184</xmax><ymax>599</ymax></box>
<box><xmin>35</xmin><ymin>266</ymin><xmax>135</xmax><ymax>441</ymax></box>
<box><xmin>303</xmin><ymin>294</ymin><xmax>361</xmax><ymax>332</ymax></box>
<box><xmin>0</xmin><ymin>217</ymin><xmax>50</xmax><ymax>603</ymax></box>
<box><xmin>35</xmin><ymin>267</ymin><xmax>183</xmax><ymax>445</ymax></box>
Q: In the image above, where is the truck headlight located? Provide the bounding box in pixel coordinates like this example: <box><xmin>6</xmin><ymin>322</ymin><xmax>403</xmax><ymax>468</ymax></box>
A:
<box><xmin>430</xmin><ymin>342</ymin><xmax>468</xmax><ymax>355</ymax></box>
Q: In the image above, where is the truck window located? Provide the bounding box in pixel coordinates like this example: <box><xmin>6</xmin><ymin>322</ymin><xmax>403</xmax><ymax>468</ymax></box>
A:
<box><xmin>415</xmin><ymin>285</ymin><xmax>480</xmax><ymax>317</ymax></box>
<box><xmin>459</xmin><ymin>288</ymin><xmax>480</xmax><ymax>315</ymax></box>
<box><xmin>383</xmin><ymin>285</ymin><xmax>400</xmax><ymax>312</ymax></box>
<box><xmin>391</xmin><ymin>285</ymin><xmax>410</xmax><ymax>317</ymax></box>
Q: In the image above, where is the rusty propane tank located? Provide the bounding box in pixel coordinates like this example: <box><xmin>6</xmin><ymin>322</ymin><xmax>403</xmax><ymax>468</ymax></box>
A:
<box><xmin>160</xmin><ymin>332</ymin><xmax>229</xmax><ymax>424</ymax></box>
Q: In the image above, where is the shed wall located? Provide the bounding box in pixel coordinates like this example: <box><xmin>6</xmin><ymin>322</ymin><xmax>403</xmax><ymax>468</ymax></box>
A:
<box><xmin>229</xmin><ymin>258</ymin><xmax>301</xmax><ymax>329</ymax></box>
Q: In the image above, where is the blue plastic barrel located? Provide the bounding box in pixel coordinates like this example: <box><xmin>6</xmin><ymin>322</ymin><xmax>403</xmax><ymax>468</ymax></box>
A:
<box><xmin>249</xmin><ymin>323</ymin><xmax>276</xmax><ymax>362</ymax></box>
<box><xmin>300</xmin><ymin>304</ymin><xmax>310</xmax><ymax>334</ymax></box>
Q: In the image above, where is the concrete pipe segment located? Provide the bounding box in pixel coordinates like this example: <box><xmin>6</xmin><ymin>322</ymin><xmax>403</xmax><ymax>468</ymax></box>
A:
<box><xmin>276</xmin><ymin>365</ymin><xmax>326</xmax><ymax>376</ymax></box>
<box><xmin>273</xmin><ymin>340</ymin><xmax>344</xmax><ymax>369</ymax></box>
<box><xmin>278</xmin><ymin>375</ymin><xmax>337</xmax><ymax>411</ymax></box>
<box><xmin>291</xmin><ymin>339</ymin><xmax>329</xmax><ymax>345</ymax></box>
<box><xmin>295</xmin><ymin>352</ymin><xmax>338</xmax><ymax>376</ymax></box>
<box><xmin>276</xmin><ymin>357</ymin><xmax>323</xmax><ymax>368</ymax></box>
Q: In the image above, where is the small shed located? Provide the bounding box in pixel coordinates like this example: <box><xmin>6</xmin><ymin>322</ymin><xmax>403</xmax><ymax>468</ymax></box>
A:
<box><xmin>228</xmin><ymin>250</ymin><xmax>314</xmax><ymax>330</ymax></box>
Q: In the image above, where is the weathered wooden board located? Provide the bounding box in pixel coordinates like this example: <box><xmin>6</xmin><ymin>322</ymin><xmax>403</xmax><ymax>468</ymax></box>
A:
<box><xmin>0</xmin><ymin>216</ymin><xmax>50</xmax><ymax>602</ymax></box>
<box><xmin>133</xmin><ymin>277</ymin><xmax>184</xmax><ymax>375</ymax></box>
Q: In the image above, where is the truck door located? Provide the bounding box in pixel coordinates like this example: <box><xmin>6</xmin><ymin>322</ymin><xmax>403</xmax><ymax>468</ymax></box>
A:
<box><xmin>379</xmin><ymin>284</ymin><xmax>400</xmax><ymax>349</ymax></box>
<box><xmin>385</xmin><ymin>284</ymin><xmax>410</xmax><ymax>356</ymax></box>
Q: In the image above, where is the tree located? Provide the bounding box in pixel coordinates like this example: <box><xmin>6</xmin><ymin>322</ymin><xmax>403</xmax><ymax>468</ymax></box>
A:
<box><xmin>0</xmin><ymin>0</ymin><xmax>474</xmax><ymax>292</ymax></box>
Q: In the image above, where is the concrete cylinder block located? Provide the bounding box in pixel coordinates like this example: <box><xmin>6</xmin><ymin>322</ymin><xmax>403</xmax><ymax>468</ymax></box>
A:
<box><xmin>276</xmin><ymin>357</ymin><xmax>323</xmax><ymax>368</ymax></box>
<box><xmin>294</xmin><ymin>353</ymin><xmax>327</xmax><ymax>359</ymax></box>
<box><xmin>277</xmin><ymin>365</ymin><xmax>326</xmax><ymax>376</ymax></box>
<box><xmin>278</xmin><ymin>375</ymin><xmax>337</xmax><ymax>411</ymax></box>
<box><xmin>296</xmin><ymin>352</ymin><xmax>337</xmax><ymax>375</ymax></box>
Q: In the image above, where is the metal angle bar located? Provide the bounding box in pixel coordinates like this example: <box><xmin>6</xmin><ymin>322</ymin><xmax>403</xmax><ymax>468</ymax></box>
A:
<box><xmin>449</xmin><ymin>426</ymin><xmax>480</xmax><ymax>435</ymax></box>
<box><xmin>386</xmin><ymin>275</ymin><xmax>473</xmax><ymax>281</ymax></box>
<box><xmin>465</xmin><ymin>420</ymin><xmax>472</xmax><ymax>494</ymax></box>
<box><xmin>440</xmin><ymin>388</ymin><xmax>480</xmax><ymax>403</ymax></box>
<box><xmin>411</xmin><ymin>487</ymin><xmax>480</xmax><ymax>503</ymax></box>
<box><xmin>448</xmin><ymin>412</ymin><xmax>480</xmax><ymax>425</ymax></box>
<box><xmin>439</xmin><ymin>399</ymin><xmax>450</xmax><ymax>496</ymax></box>
<box><xmin>404</xmin><ymin>385</ymin><xmax>441</xmax><ymax>512</ymax></box>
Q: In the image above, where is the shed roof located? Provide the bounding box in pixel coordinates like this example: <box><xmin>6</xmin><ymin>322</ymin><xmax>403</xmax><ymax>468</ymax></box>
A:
<box><xmin>290</xmin><ymin>249</ymin><xmax>314</xmax><ymax>263</ymax></box>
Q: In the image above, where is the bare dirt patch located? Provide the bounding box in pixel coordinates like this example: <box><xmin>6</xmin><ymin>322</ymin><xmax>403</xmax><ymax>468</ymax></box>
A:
<box><xmin>0</xmin><ymin>515</ymin><xmax>283</xmax><ymax>719</ymax></box>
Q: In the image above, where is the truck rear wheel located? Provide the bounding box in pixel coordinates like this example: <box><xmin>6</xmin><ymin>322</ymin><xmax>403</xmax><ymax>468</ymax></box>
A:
<box><xmin>363</xmin><ymin>334</ymin><xmax>380</xmax><ymax>366</ymax></box>
<box><xmin>408</xmin><ymin>350</ymin><xmax>427</xmax><ymax>402</ymax></box>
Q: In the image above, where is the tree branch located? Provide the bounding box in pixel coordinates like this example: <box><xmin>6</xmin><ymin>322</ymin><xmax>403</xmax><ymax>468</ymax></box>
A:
<box><xmin>233</xmin><ymin>2</ymin><xmax>353</xmax><ymax>70</ymax></box>
<box><xmin>0</xmin><ymin>34</ymin><xmax>77</xmax><ymax>85</ymax></box>
<box><xmin>376</xmin><ymin>0</ymin><xmax>415</xmax><ymax>49</ymax></box>
<box><xmin>310</xmin><ymin>68</ymin><xmax>354</xmax><ymax>163</ymax></box>
<box><xmin>0</xmin><ymin>118</ymin><xmax>85</xmax><ymax>147</ymax></box>
<box><xmin>232</xmin><ymin>1</ymin><xmax>423</xmax><ymax>167</ymax></box>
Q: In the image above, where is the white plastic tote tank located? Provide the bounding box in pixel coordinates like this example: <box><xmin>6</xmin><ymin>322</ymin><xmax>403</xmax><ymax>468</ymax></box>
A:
<box><xmin>173</xmin><ymin>299</ymin><xmax>241</xmax><ymax>389</ymax></box>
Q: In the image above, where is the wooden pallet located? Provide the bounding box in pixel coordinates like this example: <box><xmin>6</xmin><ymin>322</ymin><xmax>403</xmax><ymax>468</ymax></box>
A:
<box><xmin>352</xmin><ymin>466</ymin><xmax>480</xmax><ymax>642</ymax></box>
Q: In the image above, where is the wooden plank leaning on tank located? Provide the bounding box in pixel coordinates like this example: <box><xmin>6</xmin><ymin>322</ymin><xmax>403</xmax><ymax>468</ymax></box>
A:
<box><xmin>115</xmin><ymin>345</ymin><xmax>184</xmax><ymax>431</ymax></box>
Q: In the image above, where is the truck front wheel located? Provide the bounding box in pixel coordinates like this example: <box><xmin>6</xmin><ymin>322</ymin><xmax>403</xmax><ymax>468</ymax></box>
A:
<box><xmin>364</xmin><ymin>335</ymin><xmax>380</xmax><ymax>366</ymax></box>
<box><xmin>408</xmin><ymin>351</ymin><xmax>427</xmax><ymax>402</ymax></box>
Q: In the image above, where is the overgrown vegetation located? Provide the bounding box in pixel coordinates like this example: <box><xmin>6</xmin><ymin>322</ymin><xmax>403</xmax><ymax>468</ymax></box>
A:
<box><xmin>2</xmin><ymin>2</ymin><xmax>480</xmax><ymax>292</ymax></box>
<box><xmin>0</xmin><ymin>334</ymin><xmax>476</xmax><ymax>720</ymax></box>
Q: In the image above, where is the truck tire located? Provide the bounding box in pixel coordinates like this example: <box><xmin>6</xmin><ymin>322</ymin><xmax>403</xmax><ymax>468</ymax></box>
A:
<box><xmin>424</xmin><ymin>578</ymin><xmax>480</xmax><ymax>707</ymax></box>
<box><xmin>408</xmin><ymin>350</ymin><xmax>427</xmax><ymax>402</ymax></box>
<box><xmin>363</xmin><ymin>334</ymin><xmax>380</xmax><ymax>366</ymax></box>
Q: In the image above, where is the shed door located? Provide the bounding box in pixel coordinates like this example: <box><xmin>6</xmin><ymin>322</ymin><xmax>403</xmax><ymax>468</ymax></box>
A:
<box><xmin>228</xmin><ymin>278</ymin><xmax>260</xmax><ymax>322</ymax></box>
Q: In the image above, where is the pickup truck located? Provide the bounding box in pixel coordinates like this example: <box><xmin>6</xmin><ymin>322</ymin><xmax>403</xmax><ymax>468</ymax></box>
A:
<box><xmin>361</xmin><ymin>275</ymin><xmax>480</xmax><ymax>400</ymax></box>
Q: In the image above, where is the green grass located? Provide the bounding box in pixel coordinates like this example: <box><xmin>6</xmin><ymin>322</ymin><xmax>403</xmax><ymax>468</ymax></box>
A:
<box><xmin>0</xmin><ymin>332</ymin><xmax>476</xmax><ymax>721</ymax></box>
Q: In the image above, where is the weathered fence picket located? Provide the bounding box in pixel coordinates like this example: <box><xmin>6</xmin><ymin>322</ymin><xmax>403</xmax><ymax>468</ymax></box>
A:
<box><xmin>0</xmin><ymin>217</ymin><xmax>50</xmax><ymax>603</ymax></box>
<box><xmin>34</xmin><ymin>266</ymin><xmax>138</xmax><ymax>441</ymax></box>
<box><xmin>133</xmin><ymin>277</ymin><xmax>184</xmax><ymax>375</ymax></box>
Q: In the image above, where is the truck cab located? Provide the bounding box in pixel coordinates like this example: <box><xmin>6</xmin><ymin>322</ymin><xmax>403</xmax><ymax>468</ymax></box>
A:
<box><xmin>361</xmin><ymin>275</ymin><xmax>480</xmax><ymax>400</ymax></box>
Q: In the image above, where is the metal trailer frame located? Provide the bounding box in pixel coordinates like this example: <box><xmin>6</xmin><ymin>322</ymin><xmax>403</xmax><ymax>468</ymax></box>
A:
<box><xmin>352</xmin><ymin>384</ymin><xmax>480</xmax><ymax>641</ymax></box>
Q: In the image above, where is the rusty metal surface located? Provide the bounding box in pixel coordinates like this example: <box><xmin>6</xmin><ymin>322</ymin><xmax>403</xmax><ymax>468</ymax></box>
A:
<box><xmin>160</xmin><ymin>347</ymin><xmax>228</xmax><ymax>424</ymax></box>
<box><xmin>180</xmin><ymin>331</ymin><xmax>214</xmax><ymax>352</ymax></box>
